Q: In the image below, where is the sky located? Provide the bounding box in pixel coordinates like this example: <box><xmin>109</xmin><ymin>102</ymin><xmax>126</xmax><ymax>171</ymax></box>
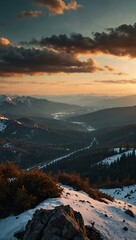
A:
<box><xmin>0</xmin><ymin>0</ymin><xmax>136</xmax><ymax>96</ymax></box>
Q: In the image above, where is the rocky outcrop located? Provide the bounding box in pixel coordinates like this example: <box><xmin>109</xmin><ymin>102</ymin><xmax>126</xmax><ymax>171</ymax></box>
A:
<box><xmin>14</xmin><ymin>205</ymin><xmax>103</xmax><ymax>240</ymax></box>
<box><xmin>125</xmin><ymin>209</ymin><xmax>135</xmax><ymax>218</ymax></box>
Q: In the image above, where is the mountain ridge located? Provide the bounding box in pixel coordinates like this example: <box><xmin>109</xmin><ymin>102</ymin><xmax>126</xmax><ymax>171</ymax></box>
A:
<box><xmin>0</xmin><ymin>95</ymin><xmax>82</xmax><ymax>118</ymax></box>
<box><xmin>69</xmin><ymin>106</ymin><xmax>136</xmax><ymax>129</ymax></box>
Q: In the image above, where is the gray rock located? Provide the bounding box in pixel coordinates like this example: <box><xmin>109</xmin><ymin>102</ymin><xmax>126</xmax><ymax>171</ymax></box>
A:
<box><xmin>125</xmin><ymin>209</ymin><xmax>135</xmax><ymax>218</ymax></box>
<box><xmin>15</xmin><ymin>205</ymin><xmax>90</xmax><ymax>240</ymax></box>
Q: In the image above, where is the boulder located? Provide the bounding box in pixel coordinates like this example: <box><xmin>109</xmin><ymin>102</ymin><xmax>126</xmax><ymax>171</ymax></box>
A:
<box><xmin>14</xmin><ymin>205</ymin><xmax>103</xmax><ymax>240</ymax></box>
<box><xmin>125</xmin><ymin>209</ymin><xmax>135</xmax><ymax>218</ymax></box>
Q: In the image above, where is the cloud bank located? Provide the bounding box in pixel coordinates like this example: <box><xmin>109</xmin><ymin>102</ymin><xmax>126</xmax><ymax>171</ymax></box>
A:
<box><xmin>26</xmin><ymin>23</ymin><xmax>136</xmax><ymax>57</ymax></box>
<box><xmin>2</xmin><ymin>22</ymin><xmax>136</xmax><ymax>77</ymax></box>
<box><xmin>0</xmin><ymin>43</ymin><xmax>101</xmax><ymax>77</ymax></box>
<box><xmin>96</xmin><ymin>79</ymin><xmax>136</xmax><ymax>84</ymax></box>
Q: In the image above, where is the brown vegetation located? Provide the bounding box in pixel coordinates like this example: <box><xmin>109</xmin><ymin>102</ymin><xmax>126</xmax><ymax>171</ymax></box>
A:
<box><xmin>57</xmin><ymin>172</ymin><xmax>113</xmax><ymax>202</ymax></box>
<box><xmin>0</xmin><ymin>161</ymin><xmax>62</xmax><ymax>218</ymax></box>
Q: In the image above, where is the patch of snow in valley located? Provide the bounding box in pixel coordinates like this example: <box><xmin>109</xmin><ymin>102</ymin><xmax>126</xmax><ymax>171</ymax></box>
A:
<box><xmin>0</xmin><ymin>185</ymin><xmax>136</xmax><ymax>240</ymax></box>
<box><xmin>12</xmin><ymin>131</ymin><xmax>17</xmax><ymax>135</ymax></box>
<box><xmin>3</xmin><ymin>143</ymin><xmax>14</xmax><ymax>149</ymax></box>
<box><xmin>52</xmin><ymin>112</ymin><xmax>75</xmax><ymax>120</ymax></box>
<box><xmin>15</xmin><ymin>120</ymin><xmax>22</xmax><ymax>125</ymax></box>
<box><xmin>72</xmin><ymin>121</ymin><xmax>95</xmax><ymax>132</ymax></box>
<box><xmin>0</xmin><ymin>121</ymin><xmax>7</xmax><ymax>132</ymax></box>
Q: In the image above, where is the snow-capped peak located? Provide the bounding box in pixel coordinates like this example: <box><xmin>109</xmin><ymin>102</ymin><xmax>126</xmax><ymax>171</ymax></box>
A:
<box><xmin>0</xmin><ymin>95</ymin><xmax>14</xmax><ymax>105</ymax></box>
<box><xmin>0</xmin><ymin>95</ymin><xmax>36</xmax><ymax>107</ymax></box>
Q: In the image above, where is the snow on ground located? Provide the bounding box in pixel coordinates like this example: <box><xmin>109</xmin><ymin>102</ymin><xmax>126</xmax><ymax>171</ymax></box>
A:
<box><xmin>3</xmin><ymin>143</ymin><xmax>14</xmax><ymax>149</ymax></box>
<box><xmin>0</xmin><ymin>185</ymin><xmax>136</xmax><ymax>240</ymax></box>
<box><xmin>15</xmin><ymin>120</ymin><xmax>22</xmax><ymax>125</ymax></box>
<box><xmin>0</xmin><ymin>115</ymin><xmax>8</xmax><ymax>120</ymax></box>
<box><xmin>114</xmin><ymin>148</ymin><xmax>126</xmax><ymax>153</ymax></box>
<box><xmin>72</xmin><ymin>121</ymin><xmax>96</xmax><ymax>132</ymax></box>
<box><xmin>101</xmin><ymin>185</ymin><xmax>136</xmax><ymax>205</ymax></box>
<box><xmin>99</xmin><ymin>150</ymin><xmax>136</xmax><ymax>165</ymax></box>
<box><xmin>0</xmin><ymin>115</ymin><xmax>8</xmax><ymax>132</ymax></box>
<box><xmin>0</xmin><ymin>121</ymin><xmax>7</xmax><ymax>132</ymax></box>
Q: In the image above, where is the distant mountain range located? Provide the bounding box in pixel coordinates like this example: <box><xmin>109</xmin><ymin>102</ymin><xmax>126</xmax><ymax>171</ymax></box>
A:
<box><xmin>44</xmin><ymin>94</ymin><xmax>136</xmax><ymax>109</ymax></box>
<box><xmin>0</xmin><ymin>95</ymin><xmax>82</xmax><ymax>118</ymax></box>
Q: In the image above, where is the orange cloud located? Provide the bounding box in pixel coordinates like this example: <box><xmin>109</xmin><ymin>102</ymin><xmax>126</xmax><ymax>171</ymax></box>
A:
<box><xmin>36</xmin><ymin>0</ymin><xmax>80</xmax><ymax>15</ymax></box>
<box><xmin>0</xmin><ymin>38</ymin><xmax>11</xmax><ymax>46</ymax></box>
<box><xmin>18</xmin><ymin>10</ymin><xmax>43</xmax><ymax>18</ymax></box>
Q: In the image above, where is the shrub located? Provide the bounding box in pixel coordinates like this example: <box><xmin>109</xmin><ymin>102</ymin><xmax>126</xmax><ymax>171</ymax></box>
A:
<box><xmin>13</xmin><ymin>185</ymin><xmax>37</xmax><ymax>214</ymax></box>
<box><xmin>17</xmin><ymin>170</ymin><xmax>62</xmax><ymax>201</ymax></box>
<box><xmin>0</xmin><ymin>162</ymin><xmax>62</xmax><ymax>218</ymax></box>
<box><xmin>57</xmin><ymin>172</ymin><xmax>113</xmax><ymax>202</ymax></box>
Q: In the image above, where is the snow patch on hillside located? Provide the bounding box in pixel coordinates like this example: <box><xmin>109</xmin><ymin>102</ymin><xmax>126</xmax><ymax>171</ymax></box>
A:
<box><xmin>0</xmin><ymin>121</ymin><xmax>7</xmax><ymax>132</ymax></box>
<box><xmin>114</xmin><ymin>148</ymin><xmax>126</xmax><ymax>153</ymax></box>
<box><xmin>101</xmin><ymin>185</ymin><xmax>136</xmax><ymax>205</ymax></box>
<box><xmin>99</xmin><ymin>150</ymin><xmax>135</xmax><ymax>165</ymax></box>
<box><xmin>0</xmin><ymin>115</ymin><xmax>9</xmax><ymax>120</ymax></box>
<box><xmin>0</xmin><ymin>185</ymin><xmax>136</xmax><ymax>240</ymax></box>
<box><xmin>3</xmin><ymin>143</ymin><xmax>14</xmax><ymax>149</ymax></box>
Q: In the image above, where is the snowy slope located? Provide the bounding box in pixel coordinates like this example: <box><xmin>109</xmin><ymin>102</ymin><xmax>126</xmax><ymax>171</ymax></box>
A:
<box><xmin>0</xmin><ymin>185</ymin><xmax>136</xmax><ymax>240</ymax></box>
<box><xmin>99</xmin><ymin>149</ymin><xmax>135</xmax><ymax>165</ymax></box>
<box><xmin>101</xmin><ymin>185</ymin><xmax>136</xmax><ymax>205</ymax></box>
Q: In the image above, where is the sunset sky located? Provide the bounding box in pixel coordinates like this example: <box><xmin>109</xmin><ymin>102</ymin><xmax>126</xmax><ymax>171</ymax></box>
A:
<box><xmin>1</xmin><ymin>0</ymin><xmax>136</xmax><ymax>96</ymax></box>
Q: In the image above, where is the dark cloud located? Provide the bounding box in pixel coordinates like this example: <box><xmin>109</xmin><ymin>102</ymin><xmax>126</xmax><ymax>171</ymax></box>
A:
<box><xmin>24</xmin><ymin>33</ymin><xmax>95</xmax><ymax>54</ymax></box>
<box><xmin>92</xmin><ymin>23</ymin><xmax>136</xmax><ymax>57</ymax></box>
<box><xmin>104</xmin><ymin>65</ymin><xmax>115</xmax><ymax>72</ymax></box>
<box><xmin>95</xmin><ymin>79</ymin><xmax>136</xmax><ymax>84</ymax></box>
<box><xmin>113</xmin><ymin>72</ymin><xmax>129</xmax><ymax>76</ymax></box>
<box><xmin>0</xmin><ymin>44</ymin><xmax>101</xmax><ymax>77</ymax></box>
<box><xmin>103</xmin><ymin>65</ymin><xmax>128</xmax><ymax>76</ymax></box>
<box><xmin>18</xmin><ymin>10</ymin><xmax>43</xmax><ymax>18</ymax></box>
<box><xmin>35</xmin><ymin>0</ymin><xmax>80</xmax><ymax>15</ymax></box>
<box><xmin>25</xmin><ymin>23</ymin><xmax>136</xmax><ymax>57</ymax></box>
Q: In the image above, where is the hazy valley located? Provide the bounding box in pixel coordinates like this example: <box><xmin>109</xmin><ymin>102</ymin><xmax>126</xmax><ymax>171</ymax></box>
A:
<box><xmin>0</xmin><ymin>94</ymin><xmax>136</xmax><ymax>240</ymax></box>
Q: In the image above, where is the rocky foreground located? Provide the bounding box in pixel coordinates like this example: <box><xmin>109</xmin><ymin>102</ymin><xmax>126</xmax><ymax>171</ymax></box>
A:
<box><xmin>0</xmin><ymin>185</ymin><xmax>136</xmax><ymax>240</ymax></box>
<box><xmin>15</xmin><ymin>205</ymin><xmax>103</xmax><ymax>240</ymax></box>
